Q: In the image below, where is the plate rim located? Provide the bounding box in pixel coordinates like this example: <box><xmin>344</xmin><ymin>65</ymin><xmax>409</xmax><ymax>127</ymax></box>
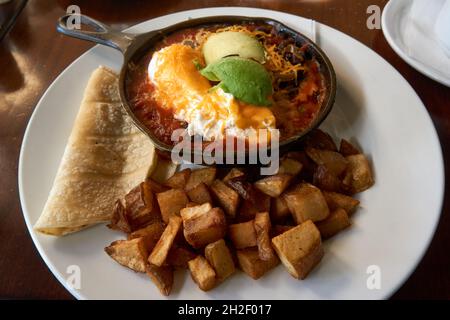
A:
<box><xmin>18</xmin><ymin>6</ymin><xmax>445</xmax><ymax>300</ymax></box>
<box><xmin>382</xmin><ymin>0</ymin><xmax>450</xmax><ymax>87</ymax></box>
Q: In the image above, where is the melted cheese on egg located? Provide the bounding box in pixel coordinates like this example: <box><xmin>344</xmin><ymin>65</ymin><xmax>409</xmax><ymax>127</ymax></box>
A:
<box><xmin>148</xmin><ymin>44</ymin><xmax>275</xmax><ymax>140</ymax></box>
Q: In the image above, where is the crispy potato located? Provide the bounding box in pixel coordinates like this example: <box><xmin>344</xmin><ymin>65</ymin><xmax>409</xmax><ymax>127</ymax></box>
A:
<box><xmin>188</xmin><ymin>256</ymin><xmax>216</xmax><ymax>291</ymax></box>
<box><xmin>286</xmin><ymin>151</ymin><xmax>316</xmax><ymax>181</ymax></box>
<box><xmin>228</xmin><ymin>221</ymin><xmax>257</xmax><ymax>249</ymax></box>
<box><xmin>342</xmin><ymin>154</ymin><xmax>374</xmax><ymax>194</ymax></box>
<box><xmin>236</xmin><ymin>247</ymin><xmax>279</xmax><ymax>280</ymax></box>
<box><xmin>146</xmin><ymin>178</ymin><xmax>170</xmax><ymax>193</ymax></box>
<box><xmin>271</xmin><ymin>225</ymin><xmax>294</xmax><ymax>237</ymax></box>
<box><xmin>238</xmin><ymin>190</ymin><xmax>271</xmax><ymax>222</ymax></box>
<box><xmin>180</xmin><ymin>202</ymin><xmax>213</xmax><ymax>221</ymax></box>
<box><xmin>322</xmin><ymin>191</ymin><xmax>360</xmax><ymax>214</ymax></box>
<box><xmin>271</xmin><ymin>220</ymin><xmax>323</xmax><ymax>279</ymax></box>
<box><xmin>156</xmin><ymin>188</ymin><xmax>189</xmax><ymax>223</ymax></box>
<box><xmin>226</xmin><ymin>178</ymin><xmax>252</xmax><ymax>200</ymax></box>
<box><xmin>306</xmin><ymin>147</ymin><xmax>348</xmax><ymax>177</ymax></box>
<box><xmin>316</xmin><ymin>208</ymin><xmax>351</xmax><ymax>239</ymax></box>
<box><xmin>339</xmin><ymin>139</ymin><xmax>360</xmax><ymax>156</ymax></box>
<box><xmin>186</xmin><ymin>202</ymin><xmax>199</xmax><ymax>208</ymax></box>
<box><xmin>125</xmin><ymin>181</ymin><xmax>160</xmax><ymax>230</ymax></box>
<box><xmin>304</xmin><ymin>129</ymin><xmax>337</xmax><ymax>151</ymax></box>
<box><xmin>185</xmin><ymin>167</ymin><xmax>217</xmax><ymax>191</ymax></box>
<box><xmin>227</xmin><ymin>178</ymin><xmax>271</xmax><ymax>222</ymax></box>
<box><xmin>278</xmin><ymin>158</ymin><xmax>303</xmax><ymax>176</ymax></box>
<box><xmin>210</xmin><ymin>179</ymin><xmax>240</xmax><ymax>217</ymax></box>
<box><xmin>254</xmin><ymin>174</ymin><xmax>292</xmax><ymax>197</ymax></box>
<box><xmin>283</xmin><ymin>183</ymin><xmax>330</xmax><ymax>224</ymax></box>
<box><xmin>166</xmin><ymin>246</ymin><xmax>196</xmax><ymax>268</ymax></box>
<box><xmin>313</xmin><ymin>165</ymin><xmax>344</xmax><ymax>192</ymax></box>
<box><xmin>223</xmin><ymin>168</ymin><xmax>246</xmax><ymax>183</ymax></box>
<box><xmin>105</xmin><ymin>238</ymin><xmax>148</xmax><ymax>273</ymax></box>
<box><xmin>254</xmin><ymin>212</ymin><xmax>275</xmax><ymax>261</ymax></box>
<box><xmin>205</xmin><ymin>239</ymin><xmax>236</xmax><ymax>282</ymax></box>
<box><xmin>187</xmin><ymin>182</ymin><xmax>213</xmax><ymax>205</ymax></box>
<box><xmin>107</xmin><ymin>200</ymin><xmax>131</xmax><ymax>233</ymax></box>
<box><xmin>128</xmin><ymin>222</ymin><xmax>165</xmax><ymax>252</ymax></box>
<box><xmin>148</xmin><ymin>216</ymin><xmax>182</xmax><ymax>267</ymax></box>
<box><xmin>146</xmin><ymin>264</ymin><xmax>174</xmax><ymax>296</ymax></box>
<box><xmin>183</xmin><ymin>207</ymin><xmax>227</xmax><ymax>248</ymax></box>
<box><xmin>270</xmin><ymin>196</ymin><xmax>291</xmax><ymax>222</ymax></box>
<box><xmin>164</xmin><ymin>168</ymin><xmax>191</xmax><ymax>189</ymax></box>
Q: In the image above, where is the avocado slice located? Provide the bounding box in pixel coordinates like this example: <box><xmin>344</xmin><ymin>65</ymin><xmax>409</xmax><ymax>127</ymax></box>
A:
<box><xmin>202</xmin><ymin>31</ymin><xmax>265</xmax><ymax>65</ymax></box>
<box><xmin>201</xmin><ymin>56</ymin><xmax>272</xmax><ymax>106</ymax></box>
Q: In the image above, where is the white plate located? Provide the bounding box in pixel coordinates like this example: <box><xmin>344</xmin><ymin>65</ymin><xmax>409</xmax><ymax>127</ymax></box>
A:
<box><xmin>19</xmin><ymin>7</ymin><xmax>444</xmax><ymax>300</ymax></box>
<box><xmin>382</xmin><ymin>0</ymin><xmax>450</xmax><ymax>87</ymax></box>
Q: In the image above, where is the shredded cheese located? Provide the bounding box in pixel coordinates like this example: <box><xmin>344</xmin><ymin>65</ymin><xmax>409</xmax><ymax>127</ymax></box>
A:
<box><xmin>195</xmin><ymin>25</ymin><xmax>305</xmax><ymax>78</ymax></box>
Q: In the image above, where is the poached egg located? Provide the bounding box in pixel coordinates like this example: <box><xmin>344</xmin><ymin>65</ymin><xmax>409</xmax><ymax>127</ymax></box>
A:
<box><xmin>147</xmin><ymin>44</ymin><xmax>275</xmax><ymax>141</ymax></box>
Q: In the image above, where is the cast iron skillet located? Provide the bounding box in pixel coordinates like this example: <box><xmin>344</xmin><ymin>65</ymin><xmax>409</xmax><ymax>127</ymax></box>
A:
<box><xmin>57</xmin><ymin>14</ymin><xmax>336</xmax><ymax>159</ymax></box>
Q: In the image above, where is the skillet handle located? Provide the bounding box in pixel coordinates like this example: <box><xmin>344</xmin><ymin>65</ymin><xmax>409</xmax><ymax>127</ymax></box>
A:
<box><xmin>57</xmin><ymin>14</ymin><xmax>135</xmax><ymax>53</ymax></box>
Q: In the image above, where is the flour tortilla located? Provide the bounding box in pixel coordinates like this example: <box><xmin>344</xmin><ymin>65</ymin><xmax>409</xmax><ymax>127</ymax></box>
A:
<box><xmin>34</xmin><ymin>66</ymin><xmax>158</xmax><ymax>236</ymax></box>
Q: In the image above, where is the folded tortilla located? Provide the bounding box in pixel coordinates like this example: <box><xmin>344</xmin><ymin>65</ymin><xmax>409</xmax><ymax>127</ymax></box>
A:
<box><xmin>34</xmin><ymin>66</ymin><xmax>157</xmax><ymax>236</ymax></box>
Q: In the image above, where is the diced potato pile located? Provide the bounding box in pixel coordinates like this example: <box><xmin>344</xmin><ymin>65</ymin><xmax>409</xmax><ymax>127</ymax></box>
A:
<box><xmin>105</xmin><ymin>129</ymin><xmax>374</xmax><ymax>296</ymax></box>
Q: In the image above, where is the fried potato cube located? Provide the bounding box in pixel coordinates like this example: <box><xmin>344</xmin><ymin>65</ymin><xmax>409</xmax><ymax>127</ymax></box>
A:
<box><xmin>166</xmin><ymin>246</ymin><xmax>197</xmax><ymax>268</ymax></box>
<box><xmin>304</xmin><ymin>129</ymin><xmax>338</xmax><ymax>151</ymax></box>
<box><xmin>316</xmin><ymin>208</ymin><xmax>351</xmax><ymax>239</ymax></box>
<box><xmin>228</xmin><ymin>221</ymin><xmax>257</xmax><ymax>249</ymax></box>
<box><xmin>339</xmin><ymin>139</ymin><xmax>360</xmax><ymax>156</ymax></box>
<box><xmin>271</xmin><ymin>220</ymin><xmax>324</xmax><ymax>279</ymax></box>
<box><xmin>322</xmin><ymin>191</ymin><xmax>360</xmax><ymax>214</ymax></box>
<box><xmin>254</xmin><ymin>212</ymin><xmax>275</xmax><ymax>261</ymax></box>
<box><xmin>205</xmin><ymin>239</ymin><xmax>236</xmax><ymax>282</ymax></box>
<box><xmin>186</xmin><ymin>202</ymin><xmax>199</xmax><ymax>208</ymax></box>
<box><xmin>278</xmin><ymin>158</ymin><xmax>303</xmax><ymax>176</ymax></box>
<box><xmin>270</xmin><ymin>196</ymin><xmax>290</xmax><ymax>222</ymax></box>
<box><xmin>148</xmin><ymin>216</ymin><xmax>182</xmax><ymax>267</ymax></box>
<box><xmin>342</xmin><ymin>154</ymin><xmax>374</xmax><ymax>194</ymax></box>
<box><xmin>188</xmin><ymin>256</ymin><xmax>216</xmax><ymax>291</ymax></box>
<box><xmin>146</xmin><ymin>178</ymin><xmax>170</xmax><ymax>193</ymax></box>
<box><xmin>185</xmin><ymin>167</ymin><xmax>217</xmax><ymax>191</ymax></box>
<box><xmin>128</xmin><ymin>222</ymin><xmax>165</xmax><ymax>252</ymax></box>
<box><xmin>105</xmin><ymin>238</ymin><xmax>148</xmax><ymax>273</ymax></box>
<box><xmin>238</xmin><ymin>189</ymin><xmax>271</xmax><ymax>222</ymax></box>
<box><xmin>156</xmin><ymin>188</ymin><xmax>189</xmax><ymax>223</ymax></box>
<box><xmin>306</xmin><ymin>147</ymin><xmax>348</xmax><ymax>177</ymax></box>
<box><xmin>164</xmin><ymin>168</ymin><xmax>191</xmax><ymax>189</ymax></box>
<box><xmin>145</xmin><ymin>264</ymin><xmax>173</xmax><ymax>296</ymax></box>
<box><xmin>254</xmin><ymin>174</ymin><xmax>292</xmax><ymax>197</ymax></box>
<box><xmin>183</xmin><ymin>207</ymin><xmax>227</xmax><ymax>248</ymax></box>
<box><xmin>210</xmin><ymin>179</ymin><xmax>240</xmax><ymax>217</ymax></box>
<box><xmin>107</xmin><ymin>200</ymin><xmax>131</xmax><ymax>233</ymax></box>
<box><xmin>223</xmin><ymin>168</ymin><xmax>246</xmax><ymax>183</ymax></box>
<box><xmin>125</xmin><ymin>181</ymin><xmax>160</xmax><ymax>230</ymax></box>
<box><xmin>236</xmin><ymin>247</ymin><xmax>279</xmax><ymax>280</ymax></box>
<box><xmin>271</xmin><ymin>225</ymin><xmax>294</xmax><ymax>237</ymax></box>
<box><xmin>286</xmin><ymin>151</ymin><xmax>316</xmax><ymax>181</ymax></box>
<box><xmin>187</xmin><ymin>182</ymin><xmax>213</xmax><ymax>205</ymax></box>
<box><xmin>313</xmin><ymin>165</ymin><xmax>343</xmax><ymax>192</ymax></box>
<box><xmin>283</xmin><ymin>183</ymin><xmax>330</xmax><ymax>224</ymax></box>
<box><xmin>226</xmin><ymin>178</ymin><xmax>252</xmax><ymax>200</ymax></box>
<box><xmin>180</xmin><ymin>202</ymin><xmax>213</xmax><ymax>221</ymax></box>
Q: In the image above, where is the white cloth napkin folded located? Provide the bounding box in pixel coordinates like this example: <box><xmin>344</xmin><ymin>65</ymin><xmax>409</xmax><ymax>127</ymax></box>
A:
<box><xmin>403</xmin><ymin>0</ymin><xmax>450</xmax><ymax>81</ymax></box>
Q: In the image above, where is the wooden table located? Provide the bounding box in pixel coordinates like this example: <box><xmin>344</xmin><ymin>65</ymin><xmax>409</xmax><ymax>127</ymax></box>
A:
<box><xmin>1</xmin><ymin>0</ymin><xmax>449</xmax><ymax>299</ymax></box>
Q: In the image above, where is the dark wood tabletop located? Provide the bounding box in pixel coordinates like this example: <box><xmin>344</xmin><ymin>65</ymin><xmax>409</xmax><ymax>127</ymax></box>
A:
<box><xmin>1</xmin><ymin>0</ymin><xmax>449</xmax><ymax>300</ymax></box>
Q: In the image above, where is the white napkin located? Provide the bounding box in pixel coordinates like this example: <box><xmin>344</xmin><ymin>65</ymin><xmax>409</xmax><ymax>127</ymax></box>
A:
<box><xmin>403</xmin><ymin>0</ymin><xmax>450</xmax><ymax>80</ymax></box>
<box><xmin>435</xmin><ymin>0</ymin><xmax>450</xmax><ymax>56</ymax></box>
